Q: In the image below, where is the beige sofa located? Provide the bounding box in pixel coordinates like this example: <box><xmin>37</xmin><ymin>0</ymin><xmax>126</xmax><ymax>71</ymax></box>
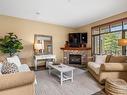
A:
<box><xmin>88</xmin><ymin>55</ymin><xmax>127</xmax><ymax>84</ymax></box>
<box><xmin>0</xmin><ymin>71</ymin><xmax>35</xmax><ymax>95</ymax></box>
<box><xmin>0</xmin><ymin>57</ymin><xmax>36</xmax><ymax>95</ymax></box>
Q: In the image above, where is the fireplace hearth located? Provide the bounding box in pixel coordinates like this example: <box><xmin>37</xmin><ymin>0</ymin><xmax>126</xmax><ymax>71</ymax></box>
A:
<box><xmin>69</xmin><ymin>54</ymin><xmax>81</xmax><ymax>64</ymax></box>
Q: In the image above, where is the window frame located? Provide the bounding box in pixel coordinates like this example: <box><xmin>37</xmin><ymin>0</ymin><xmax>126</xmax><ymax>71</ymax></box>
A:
<box><xmin>91</xmin><ymin>17</ymin><xmax>127</xmax><ymax>55</ymax></box>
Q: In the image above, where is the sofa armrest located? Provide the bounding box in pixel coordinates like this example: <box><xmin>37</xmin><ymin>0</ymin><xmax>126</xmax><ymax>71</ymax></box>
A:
<box><xmin>100</xmin><ymin>63</ymin><xmax>127</xmax><ymax>72</ymax></box>
<box><xmin>0</xmin><ymin>71</ymin><xmax>35</xmax><ymax>91</ymax></box>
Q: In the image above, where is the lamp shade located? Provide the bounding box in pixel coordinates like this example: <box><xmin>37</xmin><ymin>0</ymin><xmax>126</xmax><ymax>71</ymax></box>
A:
<box><xmin>34</xmin><ymin>43</ymin><xmax>44</xmax><ymax>50</ymax></box>
<box><xmin>118</xmin><ymin>39</ymin><xmax>127</xmax><ymax>46</ymax></box>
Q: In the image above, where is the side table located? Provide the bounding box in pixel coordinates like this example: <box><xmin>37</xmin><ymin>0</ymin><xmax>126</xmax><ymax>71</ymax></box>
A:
<box><xmin>34</xmin><ymin>54</ymin><xmax>56</xmax><ymax>70</ymax></box>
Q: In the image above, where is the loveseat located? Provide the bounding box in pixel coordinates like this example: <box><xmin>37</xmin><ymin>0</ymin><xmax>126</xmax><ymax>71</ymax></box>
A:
<box><xmin>88</xmin><ymin>55</ymin><xmax>127</xmax><ymax>84</ymax></box>
<box><xmin>0</xmin><ymin>56</ymin><xmax>36</xmax><ymax>95</ymax></box>
<box><xmin>0</xmin><ymin>71</ymin><xmax>35</xmax><ymax>95</ymax></box>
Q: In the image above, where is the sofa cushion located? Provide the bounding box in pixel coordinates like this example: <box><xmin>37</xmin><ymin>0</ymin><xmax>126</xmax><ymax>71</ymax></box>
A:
<box><xmin>88</xmin><ymin>62</ymin><xmax>100</xmax><ymax>75</ymax></box>
<box><xmin>7</xmin><ymin>56</ymin><xmax>21</xmax><ymax>67</ymax></box>
<box><xmin>109</xmin><ymin>56</ymin><xmax>127</xmax><ymax>63</ymax></box>
<box><xmin>1</xmin><ymin>62</ymin><xmax>19</xmax><ymax>74</ymax></box>
<box><xmin>18</xmin><ymin>64</ymin><xmax>30</xmax><ymax>72</ymax></box>
<box><xmin>0</xmin><ymin>64</ymin><xmax>3</xmax><ymax>75</ymax></box>
<box><xmin>101</xmin><ymin>63</ymin><xmax>127</xmax><ymax>71</ymax></box>
<box><xmin>0</xmin><ymin>71</ymin><xmax>35</xmax><ymax>91</ymax></box>
<box><xmin>0</xmin><ymin>64</ymin><xmax>3</xmax><ymax>69</ymax></box>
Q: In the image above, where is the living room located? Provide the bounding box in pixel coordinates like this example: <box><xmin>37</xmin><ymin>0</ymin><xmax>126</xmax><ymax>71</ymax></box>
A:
<box><xmin>0</xmin><ymin>0</ymin><xmax>127</xmax><ymax>95</ymax></box>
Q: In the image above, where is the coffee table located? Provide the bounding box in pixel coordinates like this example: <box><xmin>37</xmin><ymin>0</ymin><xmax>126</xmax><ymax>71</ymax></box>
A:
<box><xmin>48</xmin><ymin>64</ymin><xmax>75</xmax><ymax>85</ymax></box>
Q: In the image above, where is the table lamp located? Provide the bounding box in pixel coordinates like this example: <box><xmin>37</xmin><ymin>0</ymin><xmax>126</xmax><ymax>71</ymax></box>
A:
<box><xmin>118</xmin><ymin>39</ymin><xmax>127</xmax><ymax>46</ymax></box>
<box><xmin>34</xmin><ymin>42</ymin><xmax>44</xmax><ymax>54</ymax></box>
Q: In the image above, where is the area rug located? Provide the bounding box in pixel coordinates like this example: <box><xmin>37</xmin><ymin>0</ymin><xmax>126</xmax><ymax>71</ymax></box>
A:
<box><xmin>35</xmin><ymin>68</ymin><xmax>104</xmax><ymax>95</ymax></box>
<box><xmin>92</xmin><ymin>89</ymin><xmax>106</xmax><ymax>95</ymax></box>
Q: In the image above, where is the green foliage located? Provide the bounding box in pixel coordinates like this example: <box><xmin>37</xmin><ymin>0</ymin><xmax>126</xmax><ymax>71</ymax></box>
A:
<box><xmin>103</xmin><ymin>33</ymin><xmax>120</xmax><ymax>54</ymax></box>
<box><xmin>0</xmin><ymin>33</ymin><xmax>23</xmax><ymax>56</ymax></box>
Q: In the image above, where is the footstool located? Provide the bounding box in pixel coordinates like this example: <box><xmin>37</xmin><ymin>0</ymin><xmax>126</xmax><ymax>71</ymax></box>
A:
<box><xmin>105</xmin><ymin>78</ymin><xmax>127</xmax><ymax>95</ymax></box>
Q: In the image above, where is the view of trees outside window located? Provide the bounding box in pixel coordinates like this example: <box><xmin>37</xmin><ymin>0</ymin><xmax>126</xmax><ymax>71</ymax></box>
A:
<box><xmin>100</xmin><ymin>32</ymin><xmax>122</xmax><ymax>55</ymax></box>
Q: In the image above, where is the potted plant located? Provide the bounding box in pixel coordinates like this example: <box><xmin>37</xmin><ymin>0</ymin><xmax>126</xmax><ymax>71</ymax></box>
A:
<box><xmin>0</xmin><ymin>33</ymin><xmax>23</xmax><ymax>57</ymax></box>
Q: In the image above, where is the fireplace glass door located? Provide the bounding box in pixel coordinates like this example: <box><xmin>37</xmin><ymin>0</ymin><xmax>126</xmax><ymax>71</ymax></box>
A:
<box><xmin>69</xmin><ymin>54</ymin><xmax>81</xmax><ymax>64</ymax></box>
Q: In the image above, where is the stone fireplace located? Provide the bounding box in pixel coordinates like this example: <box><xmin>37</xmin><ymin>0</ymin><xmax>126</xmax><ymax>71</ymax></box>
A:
<box><xmin>62</xmin><ymin>50</ymin><xmax>88</xmax><ymax>65</ymax></box>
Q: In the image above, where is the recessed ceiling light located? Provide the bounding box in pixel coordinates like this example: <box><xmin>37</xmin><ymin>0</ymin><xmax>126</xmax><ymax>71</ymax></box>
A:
<box><xmin>35</xmin><ymin>12</ymin><xmax>40</xmax><ymax>15</ymax></box>
<box><xmin>68</xmin><ymin>0</ymin><xmax>71</xmax><ymax>2</ymax></box>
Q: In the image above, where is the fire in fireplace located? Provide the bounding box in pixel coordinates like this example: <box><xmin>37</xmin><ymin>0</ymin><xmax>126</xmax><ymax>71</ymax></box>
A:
<box><xmin>69</xmin><ymin>54</ymin><xmax>81</xmax><ymax>64</ymax></box>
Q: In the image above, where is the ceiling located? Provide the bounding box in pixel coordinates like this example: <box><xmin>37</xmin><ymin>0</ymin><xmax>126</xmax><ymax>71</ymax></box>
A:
<box><xmin>0</xmin><ymin>0</ymin><xmax>127</xmax><ymax>28</ymax></box>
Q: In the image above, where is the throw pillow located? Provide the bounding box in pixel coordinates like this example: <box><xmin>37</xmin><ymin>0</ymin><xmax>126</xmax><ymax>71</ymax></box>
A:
<box><xmin>7</xmin><ymin>55</ymin><xmax>21</xmax><ymax>67</ymax></box>
<box><xmin>1</xmin><ymin>61</ymin><xmax>19</xmax><ymax>74</ymax></box>
<box><xmin>95</xmin><ymin>55</ymin><xmax>107</xmax><ymax>64</ymax></box>
<box><xmin>105</xmin><ymin>55</ymin><xmax>112</xmax><ymax>63</ymax></box>
<box><xmin>0</xmin><ymin>63</ymin><xmax>3</xmax><ymax>69</ymax></box>
<box><xmin>0</xmin><ymin>64</ymin><xmax>3</xmax><ymax>75</ymax></box>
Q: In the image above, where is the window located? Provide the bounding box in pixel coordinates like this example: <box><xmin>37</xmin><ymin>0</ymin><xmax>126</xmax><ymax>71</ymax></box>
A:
<box><xmin>92</xmin><ymin>18</ymin><xmax>127</xmax><ymax>55</ymax></box>
<box><xmin>100</xmin><ymin>26</ymin><xmax>109</xmax><ymax>33</ymax></box>
<box><xmin>92</xmin><ymin>28</ymin><xmax>99</xmax><ymax>35</ymax></box>
<box><xmin>111</xmin><ymin>22</ymin><xmax>122</xmax><ymax>32</ymax></box>
<box><xmin>125</xmin><ymin>30</ymin><xmax>127</xmax><ymax>55</ymax></box>
<box><xmin>100</xmin><ymin>32</ymin><xmax>122</xmax><ymax>55</ymax></box>
<box><xmin>124</xmin><ymin>20</ymin><xmax>127</xmax><ymax>30</ymax></box>
<box><xmin>93</xmin><ymin>36</ymin><xmax>100</xmax><ymax>54</ymax></box>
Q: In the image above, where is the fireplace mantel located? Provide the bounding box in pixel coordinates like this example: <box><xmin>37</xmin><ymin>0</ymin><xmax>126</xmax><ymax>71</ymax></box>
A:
<box><xmin>60</xmin><ymin>47</ymin><xmax>91</xmax><ymax>51</ymax></box>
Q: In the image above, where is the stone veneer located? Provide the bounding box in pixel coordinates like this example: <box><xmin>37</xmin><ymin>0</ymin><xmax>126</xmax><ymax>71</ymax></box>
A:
<box><xmin>63</xmin><ymin>50</ymin><xmax>88</xmax><ymax>64</ymax></box>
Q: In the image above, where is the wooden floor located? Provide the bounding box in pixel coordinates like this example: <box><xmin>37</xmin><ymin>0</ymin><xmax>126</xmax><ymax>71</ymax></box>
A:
<box><xmin>35</xmin><ymin>68</ymin><xmax>104</xmax><ymax>95</ymax></box>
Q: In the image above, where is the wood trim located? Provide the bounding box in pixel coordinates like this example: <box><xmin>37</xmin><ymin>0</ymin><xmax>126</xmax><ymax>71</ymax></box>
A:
<box><xmin>60</xmin><ymin>47</ymin><xmax>91</xmax><ymax>50</ymax></box>
<box><xmin>91</xmin><ymin>17</ymin><xmax>127</xmax><ymax>29</ymax></box>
